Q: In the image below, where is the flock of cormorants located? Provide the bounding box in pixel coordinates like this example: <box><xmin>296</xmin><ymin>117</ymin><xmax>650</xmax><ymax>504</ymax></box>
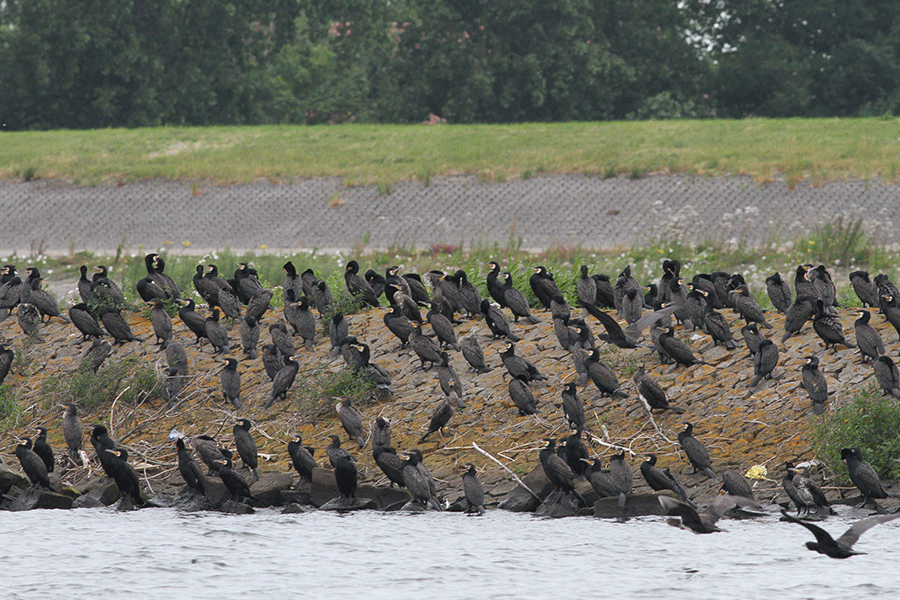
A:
<box><xmin>3</xmin><ymin>254</ymin><xmax>900</xmax><ymax>556</ymax></box>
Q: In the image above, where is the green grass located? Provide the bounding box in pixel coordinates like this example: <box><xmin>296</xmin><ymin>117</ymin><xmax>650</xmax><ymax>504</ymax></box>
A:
<box><xmin>3</xmin><ymin>119</ymin><xmax>900</xmax><ymax>186</ymax></box>
<box><xmin>812</xmin><ymin>385</ymin><xmax>900</xmax><ymax>482</ymax></box>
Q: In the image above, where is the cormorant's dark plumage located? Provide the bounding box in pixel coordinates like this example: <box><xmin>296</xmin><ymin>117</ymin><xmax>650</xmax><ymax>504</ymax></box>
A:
<box><xmin>15</xmin><ymin>438</ymin><xmax>50</xmax><ymax>488</ymax></box>
<box><xmin>287</xmin><ymin>435</ymin><xmax>318</xmax><ymax>485</ymax></box>
<box><xmin>33</xmin><ymin>426</ymin><xmax>54</xmax><ymax>473</ymax></box>
<box><xmin>220</xmin><ymin>358</ymin><xmax>241</xmax><ymax>409</ymax></box>
<box><xmin>461</xmin><ymin>463</ymin><xmax>485</xmax><ymax>515</ymax></box>
<box><xmin>842</xmin><ymin>447</ymin><xmax>890</xmax><ymax>506</ymax></box>
<box><xmin>508</xmin><ymin>375</ymin><xmax>539</xmax><ymax>415</ymax></box>
<box><xmin>266</xmin><ymin>355</ymin><xmax>299</xmax><ymax>409</ymax></box>
<box><xmin>801</xmin><ymin>356</ymin><xmax>828</xmax><ymax>414</ymax></box>
<box><xmin>781</xmin><ymin>509</ymin><xmax>900</xmax><ymax>558</ymax></box>
<box><xmin>481</xmin><ymin>299</ymin><xmax>520</xmax><ymax>341</ymax></box>
<box><xmin>233</xmin><ymin>419</ymin><xmax>259</xmax><ymax>482</ymax></box>
<box><xmin>678</xmin><ymin>422</ymin><xmax>716</xmax><ymax>479</ymax></box>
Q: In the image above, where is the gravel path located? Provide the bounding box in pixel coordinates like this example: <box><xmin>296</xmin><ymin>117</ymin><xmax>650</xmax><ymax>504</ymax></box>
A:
<box><xmin>3</xmin><ymin>174</ymin><xmax>898</xmax><ymax>256</ymax></box>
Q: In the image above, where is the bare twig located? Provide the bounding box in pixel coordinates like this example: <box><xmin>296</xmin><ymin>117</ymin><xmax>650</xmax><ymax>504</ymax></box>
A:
<box><xmin>472</xmin><ymin>442</ymin><xmax>541</xmax><ymax>501</ymax></box>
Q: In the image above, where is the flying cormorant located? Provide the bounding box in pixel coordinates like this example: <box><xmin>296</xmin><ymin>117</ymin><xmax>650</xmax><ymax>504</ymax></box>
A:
<box><xmin>781</xmin><ymin>510</ymin><xmax>900</xmax><ymax>558</ymax></box>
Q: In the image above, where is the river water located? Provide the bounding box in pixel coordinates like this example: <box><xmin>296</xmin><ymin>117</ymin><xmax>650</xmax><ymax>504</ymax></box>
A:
<box><xmin>2</xmin><ymin>507</ymin><xmax>898</xmax><ymax>599</ymax></box>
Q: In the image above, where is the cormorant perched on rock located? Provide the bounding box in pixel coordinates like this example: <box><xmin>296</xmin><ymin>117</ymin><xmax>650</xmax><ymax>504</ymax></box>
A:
<box><xmin>293</xmin><ymin>295</ymin><xmax>317</xmax><ymax>350</ymax></box>
<box><xmin>880</xmin><ymin>294</ymin><xmax>900</xmax><ymax>343</ymax></box>
<box><xmin>640</xmin><ymin>455</ymin><xmax>692</xmax><ymax>505</ymax></box>
<box><xmin>461</xmin><ymin>463</ymin><xmax>486</xmax><ymax>515</ymax></box>
<box><xmin>213</xmin><ymin>454</ymin><xmax>256</xmax><ymax>504</ymax></box>
<box><xmin>561</xmin><ymin>382</ymin><xmax>584</xmax><ymax>430</ymax></box>
<box><xmin>539</xmin><ymin>439</ymin><xmax>586</xmax><ymax>506</ymax></box>
<box><xmin>175</xmin><ymin>438</ymin><xmax>206</xmax><ymax>499</ymax></box>
<box><xmin>364</xmin><ymin>269</ymin><xmax>386</xmax><ymax>299</ymax></box>
<box><xmin>620</xmin><ymin>288</ymin><xmax>644</xmax><ymax>325</ymax></box>
<box><xmin>721</xmin><ymin>470</ymin><xmax>754</xmax><ymax>499</ymax></box>
<box><xmin>336</xmin><ymin>397</ymin><xmax>365</xmax><ymax>448</ymax></box>
<box><xmin>15</xmin><ymin>438</ymin><xmax>50</xmax><ymax>489</ymax></box>
<box><xmin>383</xmin><ymin>304</ymin><xmax>414</xmax><ymax>348</ymax></box>
<box><xmin>577</xmin><ymin>265</ymin><xmax>598</xmax><ymax>307</ymax></box>
<box><xmin>873</xmin><ymin>355</ymin><xmax>900</xmax><ymax>397</ymax></box>
<box><xmin>582</xmin><ymin>348</ymin><xmax>627</xmax><ymax>398</ymax></box>
<box><xmin>372</xmin><ymin>417</ymin><xmax>391</xmax><ymax>449</ymax></box>
<box><xmin>581</xmin><ymin>300</ymin><xmax>666</xmax><ymax>349</ymax></box>
<box><xmin>800</xmin><ymin>356</ymin><xmax>828</xmax><ymax>415</ymax></box>
<box><xmin>781</xmin><ymin>509</ymin><xmax>900</xmax><ymax>559</ymax></box>
<box><xmin>282</xmin><ymin>262</ymin><xmax>304</xmax><ymax>304</ymax></box>
<box><xmin>244</xmin><ymin>288</ymin><xmax>272</xmax><ymax>323</ymax></box>
<box><xmin>63</xmin><ymin>403</ymin><xmax>83</xmax><ymax>466</ymax></box>
<box><xmin>781</xmin><ymin>294</ymin><xmax>816</xmax><ymax>342</ymax></box>
<box><xmin>77</xmin><ymin>265</ymin><xmax>95</xmax><ymax>304</ymax></box>
<box><xmin>740</xmin><ymin>323</ymin><xmax>764</xmax><ymax>358</ymax></box>
<box><xmin>204</xmin><ymin>308</ymin><xmax>230</xmax><ymax>355</ymax></box>
<box><xmin>325</xmin><ymin>435</ymin><xmax>358</xmax><ymax>500</ymax></box>
<box><xmin>161</xmin><ymin>368</ymin><xmax>183</xmax><ymax>406</ymax></box>
<box><xmin>150</xmin><ymin>255</ymin><xmax>180</xmax><ymax>299</ymax></box>
<box><xmin>593</xmin><ymin>273</ymin><xmax>616</xmax><ymax>308</ymax></box>
<box><xmin>485</xmin><ymin>261</ymin><xmax>507</xmax><ymax>308</ymax></box>
<box><xmin>730</xmin><ymin>284</ymin><xmax>773</xmax><ymax>329</ymax></box>
<box><xmin>782</xmin><ymin>462</ymin><xmax>830</xmax><ymax>517</ymax></box>
<box><xmin>875</xmin><ymin>273</ymin><xmax>900</xmax><ymax>304</ymax></box>
<box><xmin>853</xmin><ymin>310</ymin><xmax>884</xmax><ymax>363</ymax></box>
<box><xmin>812</xmin><ymin>299</ymin><xmax>855</xmax><ymax>351</ymax></box>
<box><xmin>402</xmin><ymin>273</ymin><xmax>430</xmax><ymax>306</ymax></box>
<box><xmin>702</xmin><ymin>303</ymin><xmax>737</xmax><ymax>349</ymax></box>
<box><xmin>164</xmin><ymin>341</ymin><xmax>188</xmax><ymax>377</ymax></box>
<box><xmin>530</xmin><ymin>266</ymin><xmax>561</xmax><ymax>311</ymax></box>
<box><xmin>269</xmin><ymin>322</ymin><xmax>294</xmax><ymax>358</ymax></box>
<box><xmin>137</xmin><ymin>275</ymin><xmax>166</xmax><ymax>303</ymax></box>
<box><xmin>33</xmin><ymin>426</ymin><xmax>54</xmax><ymax>473</ymax></box>
<box><xmin>147</xmin><ymin>298</ymin><xmax>173</xmax><ymax>348</ymax></box>
<box><xmin>0</xmin><ymin>344</ymin><xmax>11</xmax><ymax>386</ymax></box>
<box><xmin>233</xmin><ymin>262</ymin><xmax>262</xmax><ymax>304</ymax></box>
<box><xmin>220</xmin><ymin>358</ymin><xmax>241</xmax><ymax>409</ymax></box>
<box><xmin>501</xmin><ymin>272</ymin><xmax>540</xmax><ymax>324</ymax></box>
<box><xmin>609</xmin><ymin>450</ymin><xmax>633</xmax><ymax>508</ymax></box>
<box><xmin>582</xmin><ymin>458</ymin><xmax>618</xmax><ymax>498</ymax></box>
<box><xmin>24</xmin><ymin>276</ymin><xmax>69</xmax><ymax>323</ymax></box>
<box><xmin>460</xmin><ymin>335</ymin><xmax>491</xmax><ymax>372</ymax></box>
<box><xmin>633</xmin><ymin>364</ymin><xmax>684</xmax><ymax>413</ymax></box>
<box><xmin>660</xmin><ymin>495</ymin><xmax>758</xmax><ymax>533</ymax></box>
<box><xmin>655</xmin><ymin>327</ymin><xmax>708</xmax><ymax>370</ymax></box>
<box><xmin>678</xmin><ymin>422</ymin><xmax>716</xmax><ymax>479</ymax></box>
<box><xmin>841</xmin><ymin>447</ymin><xmax>891</xmax><ymax>506</ymax></box>
<box><xmin>410</xmin><ymin>322</ymin><xmax>443</xmax><ymax>369</ymax></box>
<box><xmin>344</xmin><ymin>260</ymin><xmax>379</xmax><ymax>308</ymax></box>
<box><xmin>239</xmin><ymin>315</ymin><xmax>260</xmax><ymax>360</ymax></box>
<box><xmin>481</xmin><ymin>299</ymin><xmax>520</xmax><ymax>341</ymax></box>
<box><xmin>193</xmin><ymin>264</ymin><xmax>220</xmax><ymax>309</ymax></box>
<box><xmin>329</xmin><ymin>312</ymin><xmax>349</xmax><ymax>358</ymax></box>
<box><xmin>455</xmin><ymin>270</ymin><xmax>483</xmax><ymax>318</ymax></box>
<box><xmin>90</xmin><ymin>424</ymin><xmax>117</xmax><ymax>479</ymax></box>
<box><xmin>427</xmin><ymin>302</ymin><xmax>460</xmax><ymax>351</ymax></box>
<box><xmin>69</xmin><ymin>303</ymin><xmax>104</xmax><ymax>343</ymax></box>
<box><xmin>105</xmin><ymin>448</ymin><xmax>145</xmax><ymax>506</ymax></box>
<box><xmin>435</xmin><ymin>352</ymin><xmax>464</xmax><ymax>407</ymax></box>
<box><xmin>98</xmin><ymin>306</ymin><xmax>144</xmax><ymax>344</ymax></box>
<box><xmin>709</xmin><ymin>271</ymin><xmax>733</xmax><ymax>308</ymax></box>
<box><xmin>349</xmin><ymin>342</ymin><xmax>392</xmax><ymax>393</ymax></box>
<box><xmin>795</xmin><ymin>264</ymin><xmax>817</xmax><ymax>300</ymax></box>
<box><xmin>814</xmin><ymin>265</ymin><xmax>839</xmax><ymax>310</ymax></box>
<box><xmin>749</xmin><ymin>339</ymin><xmax>779</xmax><ymax>387</ymax></box>
<box><xmin>177</xmin><ymin>299</ymin><xmax>208</xmax><ymax>346</ymax></box>
<box><xmin>17</xmin><ymin>303</ymin><xmax>43</xmax><ymax>341</ymax></box>
<box><xmin>287</xmin><ymin>435</ymin><xmax>318</xmax><ymax>485</ymax></box>
<box><xmin>233</xmin><ymin>419</ymin><xmax>259</xmax><ymax>482</ymax></box>
<box><xmin>373</xmin><ymin>445</ymin><xmax>405</xmax><ymax>488</ymax></box>
<box><xmin>613</xmin><ymin>265</ymin><xmax>642</xmax><ymax>317</ymax></box>
<box><xmin>92</xmin><ymin>265</ymin><xmax>126</xmax><ymax>306</ymax></box>
<box><xmin>420</xmin><ymin>395</ymin><xmax>454</xmax><ymax>442</ymax></box>
<box><xmin>386</xmin><ymin>283</ymin><xmax>423</xmax><ymax>325</ymax></box>
<box><xmin>259</xmin><ymin>344</ymin><xmax>280</xmax><ymax>381</ymax></box>
<box><xmin>80</xmin><ymin>339</ymin><xmax>111</xmax><ymax>372</ymax></box>
<box><xmin>765</xmin><ymin>272</ymin><xmax>792</xmax><ymax>313</ymax></box>
<box><xmin>192</xmin><ymin>436</ymin><xmax>228</xmax><ymax>476</ymax></box>
<box><xmin>266</xmin><ymin>355</ymin><xmax>299</xmax><ymax>409</ymax></box>
<box><xmin>500</xmin><ymin>342</ymin><xmax>546</xmax><ymax>382</ymax></box>
<box><xmin>509</xmin><ymin>375</ymin><xmax>539</xmax><ymax>415</ymax></box>
<box><xmin>0</xmin><ymin>265</ymin><xmax>23</xmax><ymax>320</ymax></box>
<box><xmin>401</xmin><ymin>449</ymin><xmax>441</xmax><ymax>510</ymax></box>
<box><xmin>849</xmin><ymin>270</ymin><xmax>879</xmax><ymax>308</ymax></box>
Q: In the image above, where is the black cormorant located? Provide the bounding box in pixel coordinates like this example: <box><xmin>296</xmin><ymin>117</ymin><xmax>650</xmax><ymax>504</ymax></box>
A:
<box><xmin>63</xmin><ymin>403</ymin><xmax>83</xmax><ymax>465</ymax></box>
<box><xmin>220</xmin><ymin>358</ymin><xmax>241</xmax><ymax>409</ymax></box>
<box><xmin>33</xmin><ymin>426</ymin><xmax>54</xmax><ymax>473</ymax></box>
<box><xmin>373</xmin><ymin>445</ymin><xmax>405</xmax><ymax>488</ymax></box>
<box><xmin>749</xmin><ymin>339</ymin><xmax>779</xmax><ymax>387</ymax></box>
<box><xmin>175</xmin><ymin>438</ymin><xmax>206</xmax><ymax>499</ymax></box>
<box><xmin>266</xmin><ymin>355</ymin><xmax>299</xmax><ymax>409</ymax></box>
<box><xmin>326</xmin><ymin>435</ymin><xmax>358</xmax><ymax>500</ymax></box>
<box><xmin>420</xmin><ymin>396</ymin><xmax>454</xmax><ymax>442</ymax></box>
<box><xmin>730</xmin><ymin>284</ymin><xmax>773</xmax><ymax>329</ymax></box>
<box><xmin>678</xmin><ymin>422</ymin><xmax>716</xmax><ymax>479</ymax></box>
<box><xmin>765</xmin><ymin>272</ymin><xmax>792</xmax><ymax>313</ymax></box>
<box><xmin>427</xmin><ymin>302</ymin><xmax>460</xmax><ymax>351</ymax></box>
<box><xmin>500</xmin><ymin>342</ymin><xmax>546</xmax><ymax>382</ymax></box>
<box><xmin>148</xmin><ymin>298</ymin><xmax>173</xmax><ymax>348</ymax></box>
<box><xmin>239</xmin><ymin>315</ymin><xmax>260</xmax><ymax>360</ymax></box>
<box><xmin>69</xmin><ymin>303</ymin><xmax>105</xmax><ymax>343</ymax></box>
<box><xmin>609</xmin><ymin>450</ymin><xmax>633</xmax><ymax>508</ymax></box>
<box><xmin>561</xmin><ymin>382</ymin><xmax>584</xmax><ymax>430</ymax></box>
<box><xmin>873</xmin><ymin>355</ymin><xmax>900</xmax><ymax>397</ymax></box>
<box><xmin>781</xmin><ymin>295</ymin><xmax>816</xmax><ymax>342</ymax></box>
<box><xmin>853</xmin><ymin>310</ymin><xmax>884</xmax><ymax>363</ymax></box>
<box><xmin>812</xmin><ymin>299</ymin><xmax>855</xmax><ymax>351</ymax></box>
<box><xmin>177</xmin><ymin>299</ymin><xmax>208</xmax><ymax>346</ymax></box>
<box><xmin>17</xmin><ymin>303</ymin><xmax>43</xmax><ymax>341</ymax></box>
<box><xmin>633</xmin><ymin>364</ymin><xmax>684</xmax><ymax>413</ymax></box>
<box><xmin>401</xmin><ymin>449</ymin><xmax>441</xmax><ymax>510</ymax></box>
<box><xmin>841</xmin><ymin>447</ymin><xmax>890</xmax><ymax>506</ymax></box>
<box><xmin>640</xmin><ymin>454</ymin><xmax>692</xmax><ymax>504</ymax></box>
<box><xmin>0</xmin><ymin>344</ymin><xmax>13</xmax><ymax>386</ymax></box>
<box><xmin>530</xmin><ymin>266</ymin><xmax>561</xmax><ymax>310</ymax></box>
<box><xmin>801</xmin><ymin>356</ymin><xmax>828</xmax><ymax>414</ymax></box>
<box><xmin>233</xmin><ymin>419</ymin><xmax>259</xmax><ymax>482</ymax></box>
<box><xmin>721</xmin><ymin>469</ymin><xmax>754</xmax><ymax>499</ymax></box>
<box><xmin>203</xmin><ymin>308</ymin><xmax>230</xmax><ymax>354</ymax></box>
<box><xmin>659</xmin><ymin>495</ymin><xmax>758</xmax><ymax>533</ymax></box>
<box><xmin>461</xmin><ymin>463</ymin><xmax>486</xmax><ymax>515</ymax></box>
<box><xmin>501</xmin><ymin>272</ymin><xmax>540</xmax><ymax>324</ymax></box>
<box><xmin>539</xmin><ymin>439</ymin><xmax>585</xmax><ymax>506</ymax></box>
<box><xmin>344</xmin><ymin>260</ymin><xmax>379</xmax><ymax>308</ymax></box>
<box><xmin>481</xmin><ymin>299</ymin><xmax>521</xmax><ymax>341</ymax></box>
<box><xmin>460</xmin><ymin>335</ymin><xmax>491</xmax><ymax>372</ymax></box>
<box><xmin>781</xmin><ymin>509</ymin><xmax>900</xmax><ymax>558</ymax></box>
<box><xmin>849</xmin><ymin>270</ymin><xmax>879</xmax><ymax>308</ymax></box>
<box><xmin>15</xmin><ymin>438</ymin><xmax>50</xmax><ymax>489</ymax></box>
<box><xmin>409</xmin><ymin>322</ymin><xmax>443</xmax><ymax>369</ymax></box>
<box><xmin>485</xmin><ymin>261</ymin><xmax>507</xmax><ymax>307</ymax></box>
<box><xmin>336</xmin><ymin>397</ymin><xmax>365</xmax><ymax>448</ymax></box>
<box><xmin>372</xmin><ymin>417</ymin><xmax>391</xmax><ymax>449</ymax></box>
<box><xmin>582</xmin><ymin>348</ymin><xmax>627</xmax><ymax>398</ymax></box>
<box><xmin>287</xmin><ymin>435</ymin><xmax>318</xmax><ymax>485</ymax></box>
<box><xmin>80</xmin><ymin>339</ymin><xmax>111</xmax><ymax>372</ymax></box>
<box><xmin>509</xmin><ymin>375</ymin><xmax>539</xmax><ymax>415</ymax></box>
<box><xmin>105</xmin><ymin>448</ymin><xmax>145</xmax><ymax>506</ymax></box>
<box><xmin>213</xmin><ymin>455</ymin><xmax>256</xmax><ymax>504</ymax></box>
<box><xmin>577</xmin><ymin>265</ymin><xmax>598</xmax><ymax>307</ymax></box>
<box><xmin>98</xmin><ymin>306</ymin><xmax>143</xmax><ymax>344</ymax></box>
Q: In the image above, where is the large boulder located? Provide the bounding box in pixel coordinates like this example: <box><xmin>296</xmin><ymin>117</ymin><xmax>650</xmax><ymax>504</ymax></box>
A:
<box><xmin>498</xmin><ymin>466</ymin><xmax>555</xmax><ymax>512</ymax></box>
<box><xmin>0</xmin><ymin>468</ymin><xmax>29</xmax><ymax>495</ymax></box>
<box><xmin>593</xmin><ymin>492</ymin><xmax>671</xmax><ymax>518</ymax></box>
<box><xmin>7</xmin><ymin>486</ymin><xmax>74</xmax><ymax>510</ymax></box>
<box><xmin>249</xmin><ymin>472</ymin><xmax>294</xmax><ymax>507</ymax></box>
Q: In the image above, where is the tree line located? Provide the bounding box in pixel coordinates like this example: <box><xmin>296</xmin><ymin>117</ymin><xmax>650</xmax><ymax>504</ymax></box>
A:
<box><xmin>1</xmin><ymin>0</ymin><xmax>899</xmax><ymax>130</ymax></box>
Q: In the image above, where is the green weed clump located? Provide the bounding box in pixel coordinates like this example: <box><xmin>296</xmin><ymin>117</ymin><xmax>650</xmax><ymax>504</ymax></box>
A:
<box><xmin>800</xmin><ymin>216</ymin><xmax>875</xmax><ymax>266</ymax></box>
<box><xmin>41</xmin><ymin>357</ymin><xmax>161</xmax><ymax>410</ymax></box>
<box><xmin>0</xmin><ymin>386</ymin><xmax>20</xmax><ymax>430</ymax></box>
<box><xmin>812</xmin><ymin>385</ymin><xmax>900</xmax><ymax>482</ymax></box>
<box><xmin>293</xmin><ymin>367</ymin><xmax>376</xmax><ymax>418</ymax></box>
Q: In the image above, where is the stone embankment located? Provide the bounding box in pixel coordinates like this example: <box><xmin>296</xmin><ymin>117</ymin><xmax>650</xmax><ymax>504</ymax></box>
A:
<box><xmin>0</xmin><ymin>287</ymin><xmax>897</xmax><ymax>513</ymax></box>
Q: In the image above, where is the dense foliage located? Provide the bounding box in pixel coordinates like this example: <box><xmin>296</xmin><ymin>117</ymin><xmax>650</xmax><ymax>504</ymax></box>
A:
<box><xmin>2</xmin><ymin>0</ymin><xmax>900</xmax><ymax>129</ymax></box>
